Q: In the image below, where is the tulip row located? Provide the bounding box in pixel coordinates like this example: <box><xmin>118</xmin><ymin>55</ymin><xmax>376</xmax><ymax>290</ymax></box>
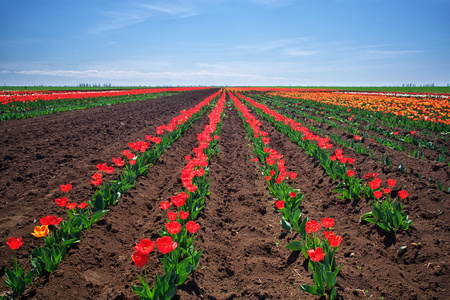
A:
<box><xmin>228</xmin><ymin>91</ymin><xmax>303</xmax><ymax>232</ymax></box>
<box><xmin>131</xmin><ymin>91</ymin><xmax>226</xmax><ymax>300</ymax></box>
<box><xmin>228</xmin><ymin>91</ymin><xmax>343</xmax><ymax>299</ymax></box>
<box><xmin>233</xmin><ymin>92</ymin><xmax>413</xmax><ymax>234</ymax></box>
<box><xmin>3</xmin><ymin>90</ymin><xmax>222</xmax><ymax>299</ymax></box>
<box><xmin>0</xmin><ymin>87</ymin><xmax>211</xmax><ymax>121</ymax></box>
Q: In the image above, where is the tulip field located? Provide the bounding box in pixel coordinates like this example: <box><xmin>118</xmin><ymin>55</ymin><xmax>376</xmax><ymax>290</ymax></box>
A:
<box><xmin>0</xmin><ymin>87</ymin><xmax>449</xmax><ymax>299</ymax></box>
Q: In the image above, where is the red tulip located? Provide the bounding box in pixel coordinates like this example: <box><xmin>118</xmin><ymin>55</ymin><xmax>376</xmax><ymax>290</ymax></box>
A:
<box><xmin>327</xmin><ymin>233</ymin><xmax>343</xmax><ymax>247</ymax></box>
<box><xmin>55</xmin><ymin>197</ymin><xmax>68</xmax><ymax>207</ymax></box>
<box><xmin>129</xmin><ymin>160</ymin><xmax>136</xmax><ymax>165</ymax></box>
<box><xmin>167</xmin><ymin>212</ymin><xmax>178</xmax><ymax>221</ymax></box>
<box><xmin>186</xmin><ymin>221</ymin><xmax>200</xmax><ymax>233</ymax></box>
<box><xmin>91</xmin><ymin>173</ymin><xmax>102</xmax><ymax>186</ymax></box>
<box><xmin>307</xmin><ymin>247</ymin><xmax>326</xmax><ymax>262</ymax></box>
<box><xmin>185</xmin><ymin>155</ymin><xmax>191</xmax><ymax>161</ymax></box>
<box><xmin>66</xmin><ymin>202</ymin><xmax>77</xmax><ymax>209</ymax></box>
<box><xmin>275</xmin><ymin>200</ymin><xmax>284</xmax><ymax>209</ymax></box>
<box><xmin>40</xmin><ymin>215</ymin><xmax>62</xmax><ymax>226</ymax></box>
<box><xmin>131</xmin><ymin>251</ymin><xmax>148</xmax><ymax>267</ymax></box>
<box><xmin>133</xmin><ymin>239</ymin><xmax>155</xmax><ymax>255</ymax></box>
<box><xmin>269</xmin><ymin>170</ymin><xmax>276</xmax><ymax>176</ymax></box>
<box><xmin>60</xmin><ymin>184</ymin><xmax>72</xmax><ymax>193</ymax></box>
<box><xmin>105</xmin><ymin>166</ymin><xmax>114</xmax><ymax>174</ymax></box>
<box><xmin>305</xmin><ymin>220</ymin><xmax>322</xmax><ymax>233</ymax></box>
<box><xmin>179</xmin><ymin>211</ymin><xmax>189</xmax><ymax>220</ymax></box>
<box><xmin>252</xmin><ymin>158</ymin><xmax>259</xmax><ymax>162</ymax></box>
<box><xmin>323</xmin><ymin>231</ymin><xmax>333</xmax><ymax>239</ymax></box>
<box><xmin>6</xmin><ymin>237</ymin><xmax>23</xmax><ymax>250</ymax></box>
<box><xmin>165</xmin><ymin>221</ymin><xmax>181</xmax><ymax>234</ymax></box>
<box><xmin>156</xmin><ymin>236</ymin><xmax>178</xmax><ymax>254</ymax></box>
<box><xmin>374</xmin><ymin>191</ymin><xmax>383</xmax><ymax>199</ymax></box>
<box><xmin>78</xmin><ymin>202</ymin><xmax>88</xmax><ymax>209</ymax></box>
<box><xmin>170</xmin><ymin>193</ymin><xmax>189</xmax><ymax>207</ymax></box>
<box><xmin>369</xmin><ymin>179</ymin><xmax>382</xmax><ymax>189</ymax></box>
<box><xmin>398</xmin><ymin>190</ymin><xmax>409</xmax><ymax>199</ymax></box>
<box><xmin>347</xmin><ymin>170</ymin><xmax>355</xmax><ymax>177</ymax></box>
<box><xmin>387</xmin><ymin>179</ymin><xmax>396</xmax><ymax>187</ymax></box>
<box><xmin>112</xmin><ymin>157</ymin><xmax>125</xmax><ymax>167</ymax></box>
<box><xmin>321</xmin><ymin>218</ymin><xmax>335</xmax><ymax>228</ymax></box>
<box><xmin>289</xmin><ymin>192</ymin><xmax>296</xmax><ymax>198</ymax></box>
<box><xmin>159</xmin><ymin>201</ymin><xmax>171</xmax><ymax>210</ymax></box>
<box><xmin>289</xmin><ymin>172</ymin><xmax>297</xmax><ymax>179</ymax></box>
<box><xmin>382</xmin><ymin>188</ymin><xmax>391</xmax><ymax>194</ymax></box>
<box><xmin>347</xmin><ymin>158</ymin><xmax>355</xmax><ymax>164</ymax></box>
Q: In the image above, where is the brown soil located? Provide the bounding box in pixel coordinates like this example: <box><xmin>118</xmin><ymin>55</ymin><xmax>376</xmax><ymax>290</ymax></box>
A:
<box><xmin>0</xmin><ymin>90</ymin><xmax>448</xmax><ymax>300</ymax></box>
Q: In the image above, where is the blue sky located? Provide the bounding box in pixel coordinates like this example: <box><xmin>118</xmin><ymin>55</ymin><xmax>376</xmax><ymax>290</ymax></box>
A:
<box><xmin>1</xmin><ymin>0</ymin><xmax>449</xmax><ymax>86</ymax></box>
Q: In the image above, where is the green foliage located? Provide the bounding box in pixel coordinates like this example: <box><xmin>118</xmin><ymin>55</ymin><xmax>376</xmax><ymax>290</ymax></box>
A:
<box><xmin>361</xmin><ymin>198</ymin><xmax>413</xmax><ymax>232</ymax></box>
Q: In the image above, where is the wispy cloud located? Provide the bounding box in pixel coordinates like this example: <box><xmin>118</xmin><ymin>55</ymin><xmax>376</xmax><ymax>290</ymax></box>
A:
<box><xmin>363</xmin><ymin>49</ymin><xmax>421</xmax><ymax>59</ymax></box>
<box><xmin>282</xmin><ymin>48</ymin><xmax>318</xmax><ymax>56</ymax></box>
<box><xmin>91</xmin><ymin>0</ymin><xmax>201</xmax><ymax>34</ymax></box>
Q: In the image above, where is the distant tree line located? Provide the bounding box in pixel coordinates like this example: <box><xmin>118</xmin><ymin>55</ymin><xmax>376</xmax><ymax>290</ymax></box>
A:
<box><xmin>402</xmin><ymin>83</ymin><xmax>436</xmax><ymax>87</ymax></box>
<box><xmin>78</xmin><ymin>83</ymin><xmax>112</xmax><ymax>87</ymax></box>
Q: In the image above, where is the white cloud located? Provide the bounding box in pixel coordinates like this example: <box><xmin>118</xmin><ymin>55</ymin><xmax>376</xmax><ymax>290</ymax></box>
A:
<box><xmin>91</xmin><ymin>0</ymin><xmax>202</xmax><ymax>34</ymax></box>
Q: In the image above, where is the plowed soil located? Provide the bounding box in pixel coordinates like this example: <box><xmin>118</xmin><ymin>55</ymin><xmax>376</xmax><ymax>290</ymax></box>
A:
<box><xmin>0</xmin><ymin>89</ymin><xmax>448</xmax><ymax>300</ymax></box>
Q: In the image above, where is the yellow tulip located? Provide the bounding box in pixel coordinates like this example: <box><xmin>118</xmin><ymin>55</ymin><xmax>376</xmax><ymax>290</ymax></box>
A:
<box><xmin>31</xmin><ymin>225</ymin><xmax>49</xmax><ymax>237</ymax></box>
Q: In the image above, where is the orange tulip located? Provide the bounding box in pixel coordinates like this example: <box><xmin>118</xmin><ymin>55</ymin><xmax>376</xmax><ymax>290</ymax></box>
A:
<box><xmin>32</xmin><ymin>225</ymin><xmax>49</xmax><ymax>237</ymax></box>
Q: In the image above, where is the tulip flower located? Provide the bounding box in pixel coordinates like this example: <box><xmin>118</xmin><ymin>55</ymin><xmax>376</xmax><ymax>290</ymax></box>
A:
<box><xmin>398</xmin><ymin>190</ymin><xmax>409</xmax><ymax>199</ymax></box>
<box><xmin>60</xmin><ymin>184</ymin><xmax>72</xmax><ymax>193</ymax></box>
<box><xmin>186</xmin><ymin>221</ymin><xmax>200</xmax><ymax>233</ymax></box>
<box><xmin>321</xmin><ymin>218</ymin><xmax>335</xmax><ymax>228</ymax></box>
<box><xmin>66</xmin><ymin>202</ymin><xmax>77</xmax><ymax>209</ymax></box>
<box><xmin>387</xmin><ymin>179</ymin><xmax>396</xmax><ymax>187</ymax></box>
<box><xmin>275</xmin><ymin>200</ymin><xmax>284</xmax><ymax>209</ymax></box>
<box><xmin>328</xmin><ymin>234</ymin><xmax>343</xmax><ymax>247</ymax></box>
<box><xmin>289</xmin><ymin>192</ymin><xmax>296</xmax><ymax>198</ymax></box>
<box><xmin>347</xmin><ymin>170</ymin><xmax>355</xmax><ymax>177</ymax></box>
<box><xmin>382</xmin><ymin>188</ymin><xmax>391</xmax><ymax>194</ymax></box>
<box><xmin>133</xmin><ymin>239</ymin><xmax>155</xmax><ymax>255</ymax></box>
<box><xmin>78</xmin><ymin>202</ymin><xmax>89</xmax><ymax>209</ymax></box>
<box><xmin>167</xmin><ymin>212</ymin><xmax>178</xmax><ymax>221</ymax></box>
<box><xmin>6</xmin><ymin>237</ymin><xmax>23</xmax><ymax>250</ymax></box>
<box><xmin>55</xmin><ymin>197</ymin><xmax>68</xmax><ymax>207</ymax></box>
<box><xmin>179</xmin><ymin>211</ymin><xmax>189</xmax><ymax>220</ymax></box>
<box><xmin>112</xmin><ymin>156</ymin><xmax>125</xmax><ymax>167</ymax></box>
<box><xmin>40</xmin><ymin>215</ymin><xmax>62</xmax><ymax>226</ymax></box>
<box><xmin>374</xmin><ymin>191</ymin><xmax>383</xmax><ymax>199</ymax></box>
<box><xmin>307</xmin><ymin>247</ymin><xmax>326</xmax><ymax>262</ymax></box>
<box><xmin>289</xmin><ymin>172</ymin><xmax>297</xmax><ymax>179</ymax></box>
<box><xmin>32</xmin><ymin>225</ymin><xmax>49</xmax><ymax>237</ymax></box>
<box><xmin>252</xmin><ymin>158</ymin><xmax>259</xmax><ymax>162</ymax></box>
<box><xmin>159</xmin><ymin>201</ymin><xmax>171</xmax><ymax>210</ymax></box>
<box><xmin>170</xmin><ymin>193</ymin><xmax>189</xmax><ymax>207</ymax></box>
<box><xmin>165</xmin><ymin>221</ymin><xmax>182</xmax><ymax>234</ymax></box>
<box><xmin>156</xmin><ymin>236</ymin><xmax>178</xmax><ymax>254</ymax></box>
<box><xmin>305</xmin><ymin>220</ymin><xmax>322</xmax><ymax>233</ymax></box>
<box><xmin>131</xmin><ymin>251</ymin><xmax>148</xmax><ymax>267</ymax></box>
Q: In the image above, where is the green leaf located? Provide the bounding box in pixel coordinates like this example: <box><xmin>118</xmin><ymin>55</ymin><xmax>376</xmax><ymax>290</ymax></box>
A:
<box><xmin>300</xmin><ymin>284</ymin><xmax>320</xmax><ymax>295</ymax></box>
<box><xmin>280</xmin><ymin>215</ymin><xmax>292</xmax><ymax>232</ymax></box>
<box><xmin>285</xmin><ymin>240</ymin><xmax>303</xmax><ymax>251</ymax></box>
<box><xmin>89</xmin><ymin>209</ymin><xmax>109</xmax><ymax>226</ymax></box>
<box><xmin>93</xmin><ymin>193</ymin><xmax>105</xmax><ymax>211</ymax></box>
